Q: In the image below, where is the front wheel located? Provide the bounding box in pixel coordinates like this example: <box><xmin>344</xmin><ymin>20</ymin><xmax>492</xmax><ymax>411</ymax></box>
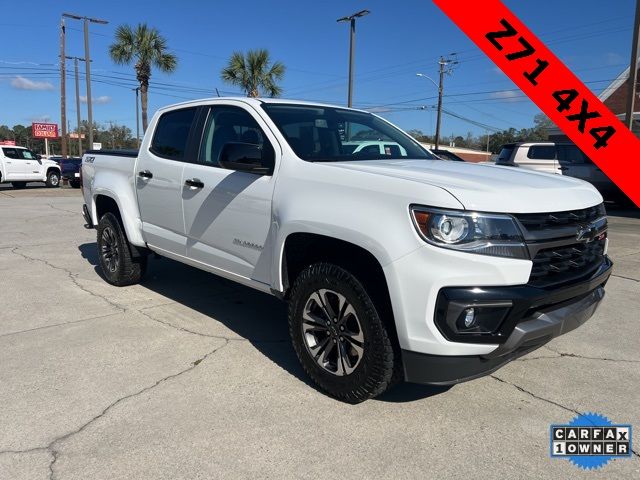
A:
<box><xmin>288</xmin><ymin>263</ymin><xmax>398</xmax><ymax>403</ymax></box>
<box><xmin>96</xmin><ymin>212</ymin><xmax>146</xmax><ymax>286</ymax></box>
<box><xmin>45</xmin><ymin>170</ymin><xmax>60</xmax><ymax>188</ymax></box>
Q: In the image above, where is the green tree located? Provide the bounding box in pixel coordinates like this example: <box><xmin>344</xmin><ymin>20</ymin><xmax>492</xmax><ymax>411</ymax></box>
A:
<box><xmin>221</xmin><ymin>49</ymin><xmax>285</xmax><ymax>98</ymax></box>
<box><xmin>109</xmin><ymin>23</ymin><xmax>178</xmax><ymax>132</ymax></box>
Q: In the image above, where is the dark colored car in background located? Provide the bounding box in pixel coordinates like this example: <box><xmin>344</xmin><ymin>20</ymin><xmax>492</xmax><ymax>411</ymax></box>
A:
<box><xmin>51</xmin><ymin>157</ymin><xmax>82</xmax><ymax>188</ymax></box>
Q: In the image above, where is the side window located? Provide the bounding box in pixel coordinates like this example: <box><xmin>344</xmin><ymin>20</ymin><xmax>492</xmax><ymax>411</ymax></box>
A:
<box><xmin>198</xmin><ymin>106</ymin><xmax>275</xmax><ymax>171</ymax></box>
<box><xmin>150</xmin><ymin>107</ymin><xmax>197</xmax><ymax>160</ymax></box>
<box><xmin>384</xmin><ymin>144</ymin><xmax>402</xmax><ymax>156</ymax></box>
<box><xmin>526</xmin><ymin>145</ymin><xmax>556</xmax><ymax>160</ymax></box>
<box><xmin>557</xmin><ymin>145</ymin><xmax>589</xmax><ymax>164</ymax></box>
<box><xmin>2</xmin><ymin>148</ymin><xmax>20</xmax><ymax>159</ymax></box>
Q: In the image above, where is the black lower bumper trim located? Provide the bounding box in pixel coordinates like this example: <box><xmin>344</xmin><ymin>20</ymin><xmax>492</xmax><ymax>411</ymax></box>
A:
<box><xmin>403</xmin><ymin>284</ymin><xmax>606</xmax><ymax>385</ymax></box>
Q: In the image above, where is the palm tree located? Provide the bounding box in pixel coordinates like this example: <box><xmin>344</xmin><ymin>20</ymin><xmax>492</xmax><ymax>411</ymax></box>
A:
<box><xmin>109</xmin><ymin>24</ymin><xmax>177</xmax><ymax>132</ymax></box>
<box><xmin>221</xmin><ymin>49</ymin><xmax>285</xmax><ymax>98</ymax></box>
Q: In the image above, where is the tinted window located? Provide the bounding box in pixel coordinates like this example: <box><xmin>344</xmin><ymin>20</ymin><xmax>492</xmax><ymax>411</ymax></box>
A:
<box><xmin>384</xmin><ymin>144</ymin><xmax>402</xmax><ymax>156</ymax></box>
<box><xmin>150</xmin><ymin>108</ymin><xmax>197</xmax><ymax>160</ymax></box>
<box><xmin>496</xmin><ymin>145</ymin><xmax>515</xmax><ymax>164</ymax></box>
<box><xmin>2</xmin><ymin>148</ymin><xmax>36</xmax><ymax>159</ymax></box>
<box><xmin>199</xmin><ymin>106</ymin><xmax>274</xmax><ymax>171</ymax></box>
<box><xmin>557</xmin><ymin>144</ymin><xmax>590</xmax><ymax>164</ymax></box>
<box><xmin>527</xmin><ymin>145</ymin><xmax>556</xmax><ymax>160</ymax></box>
<box><xmin>261</xmin><ymin>104</ymin><xmax>435</xmax><ymax>162</ymax></box>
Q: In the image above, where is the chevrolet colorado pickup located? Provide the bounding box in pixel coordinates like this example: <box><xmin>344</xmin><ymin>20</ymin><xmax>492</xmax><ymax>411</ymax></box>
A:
<box><xmin>81</xmin><ymin>98</ymin><xmax>612</xmax><ymax>403</ymax></box>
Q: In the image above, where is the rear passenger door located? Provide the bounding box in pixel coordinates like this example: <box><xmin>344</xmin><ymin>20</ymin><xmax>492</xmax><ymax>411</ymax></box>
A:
<box><xmin>135</xmin><ymin>107</ymin><xmax>198</xmax><ymax>256</ymax></box>
<box><xmin>2</xmin><ymin>148</ymin><xmax>27</xmax><ymax>179</ymax></box>
<box><xmin>181</xmin><ymin>103</ymin><xmax>280</xmax><ymax>286</ymax></box>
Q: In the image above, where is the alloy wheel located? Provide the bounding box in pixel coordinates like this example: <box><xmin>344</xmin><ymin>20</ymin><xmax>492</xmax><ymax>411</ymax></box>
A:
<box><xmin>100</xmin><ymin>226</ymin><xmax>120</xmax><ymax>273</ymax></box>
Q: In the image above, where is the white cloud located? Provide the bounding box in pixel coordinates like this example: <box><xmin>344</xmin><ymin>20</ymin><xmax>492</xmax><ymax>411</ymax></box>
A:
<box><xmin>80</xmin><ymin>95</ymin><xmax>111</xmax><ymax>105</ymax></box>
<box><xmin>489</xmin><ymin>90</ymin><xmax>522</xmax><ymax>103</ymax></box>
<box><xmin>367</xmin><ymin>106</ymin><xmax>393</xmax><ymax>113</ymax></box>
<box><xmin>30</xmin><ymin>115</ymin><xmax>52</xmax><ymax>123</ymax></box>
<box><xmin>11</xmin><ymin>76</ymin><xmax>54</xmax><ymax>91</ymax></box>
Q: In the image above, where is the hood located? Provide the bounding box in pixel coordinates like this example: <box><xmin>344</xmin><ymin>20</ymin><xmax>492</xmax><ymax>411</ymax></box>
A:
<box><xmin>322</xmin><ymin>159</ymin><xmax>602</xmax><ymax>213</ymax></box>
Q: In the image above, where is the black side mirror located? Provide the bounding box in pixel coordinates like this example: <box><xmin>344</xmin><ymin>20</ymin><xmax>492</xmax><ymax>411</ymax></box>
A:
<box><xmin>35</xmin><ymin>154</ymin><xmax>42</xmax><ymax>160</ymax></box>
<box><xmin>219</xmin><ymin>142</ymin><xmax>271</xmax><ymax>175</ymax></box>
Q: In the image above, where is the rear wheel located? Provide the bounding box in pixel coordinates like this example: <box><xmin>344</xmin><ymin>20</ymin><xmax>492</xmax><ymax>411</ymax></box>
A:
<box><xmin>288</xmin><ymin>263</ymin><xmax>398</xmax><ymax>403</ymax></box>
<box><xmin>97</xmin><ymin>212</ymin><xmax>146</xmax><ymax>286</ymax></box>
<box><xmin>45</xmin><ymin>170</ymin><xmax>60</xmax><ymax>188</ymax></box>
<box><xmin>11</xmin><ymin>181</ymin><xmax>27</xmax><ymax>189</ymax></box>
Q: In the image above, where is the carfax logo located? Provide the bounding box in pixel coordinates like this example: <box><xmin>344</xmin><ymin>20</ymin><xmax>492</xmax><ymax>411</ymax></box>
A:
<box><xmin>550</xmin><ymin>413</ymin><xmax>632</xmax><ymax>470</ymax></box>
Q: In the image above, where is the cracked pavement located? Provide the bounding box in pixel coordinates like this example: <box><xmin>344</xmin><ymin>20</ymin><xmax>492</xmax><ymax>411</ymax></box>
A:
<box><xmin>0</xmin><ymin>186</ymin><xmax>639</xmax><ymax>479</ymax></box>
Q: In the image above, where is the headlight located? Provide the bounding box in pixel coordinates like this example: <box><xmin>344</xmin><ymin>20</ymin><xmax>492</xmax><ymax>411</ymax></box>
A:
<box><xmin>410</xmin><ymin>206</ymin><xmax>528</xmax><ymax>259</ymax></box>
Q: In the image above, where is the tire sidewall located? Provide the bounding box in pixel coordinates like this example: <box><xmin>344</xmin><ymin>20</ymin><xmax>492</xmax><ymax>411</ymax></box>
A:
<box><xmin>97</xmin><ymin>213</ymin><xmax>126</xmax><ymax>284</ymax></box>
<box><xmin>289</xmin><ymin>263</ymin><xmax>393</xmax><ymax>402</ymax></box>
<box><xmin>47</xmin><ymin>171</ymin><xmax>60</xmax><ymax>187</ymax></box>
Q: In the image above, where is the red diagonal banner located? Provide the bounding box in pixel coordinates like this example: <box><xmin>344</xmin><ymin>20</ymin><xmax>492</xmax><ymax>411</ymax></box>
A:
<box><xmin>433</xmin><ymin>0</ymin><xmax>639</xmax><ymax>207</ymax></box>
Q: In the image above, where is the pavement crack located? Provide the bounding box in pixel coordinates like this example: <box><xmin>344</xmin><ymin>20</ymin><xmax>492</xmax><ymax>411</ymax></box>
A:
<box><xmin>543</xmin><ymin>345</ymin><xmax>640</xmax><ymax>364</ymax></box>
<box><xmin>491</xmin><ymin>374</ymin><xmax>582</xmax><ymax>416</ymax></box>
<box><xmin>44</xmin><ymin>340</ymin><xmax>228</xmax><ymax>480</ymax></box>
<box><xmin>47</xmin><ymin>203</ymin><xmax>77</xmax><ymax>215</ymax></box>
<box><xmin>10</xmin><ymin>247</ymin><xmax>126</xmax><ymax>313</ymax></box>
<box><xmin>611</xmin><ymin>274</ymin><xmax>639</xmax><ymax>283</ymax></box>
<box><xmin>0</xmin><ymin>312</ymin><xmax>122</xmax><ymax>339</ymax></box>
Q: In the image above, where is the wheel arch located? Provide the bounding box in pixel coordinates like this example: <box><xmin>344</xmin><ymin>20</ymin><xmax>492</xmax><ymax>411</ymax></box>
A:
<box><xmin>92</xmin><ymin>191</ymin><xmax>145</xmax><ymax>246</ymax></box>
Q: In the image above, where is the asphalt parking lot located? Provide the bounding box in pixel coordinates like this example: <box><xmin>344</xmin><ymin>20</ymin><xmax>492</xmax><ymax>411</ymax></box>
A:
<box><xmin>1</xmin><ymin>185</ymin><xmax>639</xmax><ymax>479</ymax></box>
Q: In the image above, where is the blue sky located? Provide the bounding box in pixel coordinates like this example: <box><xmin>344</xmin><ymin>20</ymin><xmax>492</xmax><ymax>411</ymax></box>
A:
<box><xmin>0</xmin><ymin>0</ymin><xmax>636</xmax><ymax>140</ymax></box>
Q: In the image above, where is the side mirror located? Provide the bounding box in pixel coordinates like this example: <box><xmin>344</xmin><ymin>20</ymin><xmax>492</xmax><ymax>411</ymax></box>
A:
<box><xmin>35</xmin><ymin>154</ymin><xmax>42</xmax><ymax>160</ymax></box>
<box><xmin>219</xmin><ymin>142</ymin><xmax>271</xmax><ymax>175</ymax></box>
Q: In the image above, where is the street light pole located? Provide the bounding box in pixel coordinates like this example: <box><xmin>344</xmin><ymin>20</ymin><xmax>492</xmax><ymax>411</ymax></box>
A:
<box><xmin>63</xmin><ymin>13</ymin><xmax>108</xmax><ymax>150</ymax></box>
<box><xmin>59</xmin><ymin>18</ymin><xmax>68</xmax><ymax>158</ymax></box>
<box><xmin>337</xmin><ymin>9</ymin><xmax>370</xmax><ymax>108</ymax></box>
<box><xmin>66</xmin><ymin>56</ymin><xmax>86</xmax><ymax>156</ymax></box>
<box><xmin>625</xmin><ymin>0</ymin><xmax>640</xmax><ymax>130</ymax></box>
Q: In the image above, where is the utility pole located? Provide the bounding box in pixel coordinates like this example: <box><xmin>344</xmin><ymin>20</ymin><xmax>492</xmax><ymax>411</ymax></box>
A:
<box><xmin>625</xmin><ymin>0</ymin><xmax>640</xmax><ymax>130</ymax></box>
<box><xmin>66</xmin><ymin>56</ymin><xmax>86</xmax><ymax>156</ymax></box>
<box><xmin>134</xmin><ymin>87</ymin><xmax>140</xmax><ymax>148</ymax></box>
<box><xmin>63</xmin><ymin>13</ymin><xmax>108</xmax><ymax>150</ymax></box>
<box><xmin>59</xmin><ymin>18</ymin><xmax>68</xmax><ymax>158</ymax></box>
<box><xmin>337</xmin><ymin>9</ymin><xmax>370</xmax><ymax>108</ymax></box>
<box><xmin>435</xmin><ymin>56</ymin><xmax>458</xmax><ymax>150</ymax></box>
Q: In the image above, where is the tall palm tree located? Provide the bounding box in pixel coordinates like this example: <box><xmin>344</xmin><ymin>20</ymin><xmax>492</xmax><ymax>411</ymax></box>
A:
<box><xmin>109</xmin><ymin>24</ymin><xmax>177</xmax><ymax>132</ymax></box>
<box><xmin>221</xmin><ymin>49</ymin><xmax>285</xmax><ymax>98</ymax></box>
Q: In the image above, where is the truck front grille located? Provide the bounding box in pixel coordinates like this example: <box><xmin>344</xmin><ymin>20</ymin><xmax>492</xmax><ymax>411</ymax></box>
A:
<box><xmin>528</xmin><ymin>238</ymin><xmax>606</xmax><ymax>288</ymax></box>
<box><xmin>513</xmin><ymin>204</ymin><xmax>607</xmax><ymax>288</ymax></box>
<box><xmin>516</xmin><ymin>204</ymin><xmax>606</xmax><ymax>234</ymax></box>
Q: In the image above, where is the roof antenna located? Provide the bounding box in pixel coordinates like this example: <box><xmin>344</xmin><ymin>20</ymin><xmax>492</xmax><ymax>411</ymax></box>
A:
<box><xmin>215</xmin><ymin>88</ymin><xmax>221</xmax><ymax>97</ymax></box>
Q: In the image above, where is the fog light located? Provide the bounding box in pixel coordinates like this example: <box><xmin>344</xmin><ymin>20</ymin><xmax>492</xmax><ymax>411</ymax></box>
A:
<box><xmin>463</xmin><ymin>308</ymin><xmax>476</xmax><ymax>328</ymax></box>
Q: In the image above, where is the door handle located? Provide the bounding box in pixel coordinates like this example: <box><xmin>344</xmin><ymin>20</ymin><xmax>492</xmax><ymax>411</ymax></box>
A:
<box><xmin>138</xmin><ymin>170</ymin><xmax>153</xmax><ymax>179</ymax></box>
<box><xmin>185</xmin><ymin>178</ymin><xmax>204</xmax><ymax>188</ymax></box>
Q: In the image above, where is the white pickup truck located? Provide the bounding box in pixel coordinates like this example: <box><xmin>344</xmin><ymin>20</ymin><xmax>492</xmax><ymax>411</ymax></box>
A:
<box><xmin>0</xmin><ymin>146</ymin><xmax>61</xmax><ymax>188</ymax></box>
<box><xmin>81</xmin><ymin>98</ymin><xmax>612</xmax><ymax>403</ymax></box>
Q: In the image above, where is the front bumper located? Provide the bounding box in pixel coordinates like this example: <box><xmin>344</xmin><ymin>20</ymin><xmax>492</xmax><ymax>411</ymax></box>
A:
<box><xmin>402</xmin><ymin>258</ymin><xmax>611</xmax><ymax>385</ymax></box>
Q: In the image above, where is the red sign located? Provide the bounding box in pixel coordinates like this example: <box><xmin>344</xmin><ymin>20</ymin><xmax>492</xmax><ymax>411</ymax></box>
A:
<box><xmin>0</xmin><ymin>140</ymin><xmax>16</xmax><ymax>146</ymax></box>
<box><xmin>433</xmin><ymin>0</ymin><xmax>640</xmax><ymax>207</ymax></box>
<box><xmin>32</xmin><ymin>122</ymin><xmax>59</xmax><ymax>139</ymax></box>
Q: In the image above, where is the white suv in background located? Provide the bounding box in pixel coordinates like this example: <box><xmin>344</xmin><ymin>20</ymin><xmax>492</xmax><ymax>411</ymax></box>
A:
<box><xmin>0</xmin><ymin>146</ymin><xmax>61</xmax><ymax>188</ymax></box>
<box><xmin>496</xmin><ymin>142</ymin><xmax>625</xmax><ymax>203</ymax></box>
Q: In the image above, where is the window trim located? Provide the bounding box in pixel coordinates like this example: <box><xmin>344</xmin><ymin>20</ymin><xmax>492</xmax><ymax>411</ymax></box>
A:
<box><xmin>194</xmin><ymin>104</ymin><xmax>276</xmax><ymax>175</ymax></box>
<box><xmin>148</xmin><ymin>106</ymin><xmax>199</xmax><ymax>162</ymax></box>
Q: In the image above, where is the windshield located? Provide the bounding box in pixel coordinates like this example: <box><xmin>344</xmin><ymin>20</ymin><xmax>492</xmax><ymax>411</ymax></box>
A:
<box><xmin>261</xmin><ymin>104</ymin><xmax>437</xmax><ymax>162</ymax></box>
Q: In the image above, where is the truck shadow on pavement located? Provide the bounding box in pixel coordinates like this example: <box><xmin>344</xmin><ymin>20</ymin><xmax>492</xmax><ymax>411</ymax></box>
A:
<box><xmin>78</xmin><ymin>243</ymin><xmax>450</xmax><ymax>403</ymax></box>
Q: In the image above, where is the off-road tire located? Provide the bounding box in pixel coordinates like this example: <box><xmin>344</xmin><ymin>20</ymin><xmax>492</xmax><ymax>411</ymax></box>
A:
<box><xmin>97</xmin><ymin>212</ymin><xmax>146</xmax><ymax>286</ymax></box>
<box><xmin>288</xmin><ymin>263</ymin><xmax>398</xmax><ymax>403</ymax></box>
